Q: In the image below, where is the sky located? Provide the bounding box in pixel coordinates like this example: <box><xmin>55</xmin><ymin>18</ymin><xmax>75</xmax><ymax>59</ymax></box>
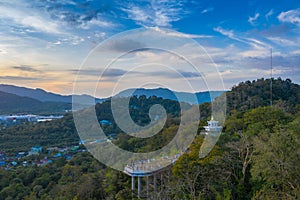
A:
<box><xmin>0</xmin><ymin>0</ymin><xmax>299</xmax><ymax>97</ymax></box>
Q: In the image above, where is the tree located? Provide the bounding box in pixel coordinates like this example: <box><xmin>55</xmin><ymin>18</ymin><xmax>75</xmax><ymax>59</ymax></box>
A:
<box><xmin>250</xmin><ymin>120</ymin><xmax>300</xmax><ymax>199</ymax></box>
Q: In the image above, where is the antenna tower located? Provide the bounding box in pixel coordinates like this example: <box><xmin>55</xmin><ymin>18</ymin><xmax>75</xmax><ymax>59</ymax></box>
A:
<box><xmin>270</xmin><ymin>48</ymin><xmax>273</xmax><ymax>107</ymax></box>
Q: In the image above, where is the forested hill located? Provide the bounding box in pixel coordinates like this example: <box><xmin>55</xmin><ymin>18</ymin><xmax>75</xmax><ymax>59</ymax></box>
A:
<box><xmin>0</xmin><ymin>91</ymin><xmax>72</xmax><ymax>115</ymax></box>
<box><xmin>226</xmin><ymin>78</ymin><xmax>300</xmax><ymax>113</ymax></box>
<box><xmin>0</xmin><ymin>95</ymin><xmax>184</xmax><ymax>153</ymax></box>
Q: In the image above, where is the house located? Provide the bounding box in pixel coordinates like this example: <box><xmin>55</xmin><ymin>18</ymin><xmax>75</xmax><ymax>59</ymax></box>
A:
<box><xmin>0</xmin><ymin>161</ymin><xmax>6</xmax><ymax>167</ymax></box>
<box><xmin>39</xmin><ymin>158</ymin><xmax>53</xmax><ymax>166</ymax></box>
<box><xmin>22</xmin><ymin>161</ymin><xmax>28</xmax><ymax>167</ymax></box>
<box><xmin>107</xmin><ymin>133</ymin><xmax>118</xmax><ymax>139</ymax></box>
<box><xmin>53</xmin><ymin>153</ymin><xmax>62</xmax><ymax>159</ymax></box>
<box><xmin>0</xmin><ymin>152</ymin><xmax>5</xmax><ymax>161</ymax></box>
<box><xmin>28</xmin><ymin>146</ymin><xmax>42</xmax><ymax>155</ymax></box>
<box><xmin>17</xmin><ymin>152</ymin><xmax>27</xmax><ymax>159</ymax></box>
<box><xmin>11</xmin><ymin>161</ymin><xmax>17</xmax><ymax>166</ymax></box>
<box><xmin>65</xmin><ymin>155</ymin><xmax>72</xmax><ymax>161</ymax></box>
<box><xmin>79</xmin><ymin>140</ymin><xmax>85</xmax><ymax>145</ymax></box>
<box><xmin>35</xmin><ymin>157</ymin><xmax>53</xmax><ymax>167</ymax></box>
<box><xmin>71</xmin><ymin>146</ymin><xmax>79</xmax><ymax>151</ymax></box>
<box><xmin>99</xmin><ymin>119</ymin><xmax>112</xmax><ymax>125</ymax></box>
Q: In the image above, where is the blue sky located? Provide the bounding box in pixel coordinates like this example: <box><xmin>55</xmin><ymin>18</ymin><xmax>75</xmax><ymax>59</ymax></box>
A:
<box><xmin>0</xmin><ymin>0</ymin><xmax>299</xmax><ymax>97</ymax></box>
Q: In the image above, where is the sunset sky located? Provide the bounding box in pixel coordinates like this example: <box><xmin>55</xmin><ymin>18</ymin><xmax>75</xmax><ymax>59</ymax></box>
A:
<box><xmin>0</xmin><ymin>0</ymin><xmax>299</xmax><ymax>97</ymax></box>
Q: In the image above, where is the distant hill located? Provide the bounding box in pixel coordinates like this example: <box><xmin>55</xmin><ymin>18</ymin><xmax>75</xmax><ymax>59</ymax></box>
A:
<box><xmin>0</xmin><ymin>91</ymin><xmax>71</xmax><ymax>115</ymax></box>
<box><xmin>116</xmin><ymin>88</ymin><xmax>225</xmax><ymax>104</ymax></box>
<box><xmin>0</xmin><ymin>84</ymin><xmax>105</xmax><ymax>105</ymax></box>
<box><xmin>226</xmin><ymin>78</ymin><xmax>300</xmax><ymax>113</ymax></box>
<box><xmin>0</xmin><ymin>84</ymin><xmax>224</xmax><ymax>105</ymax></box>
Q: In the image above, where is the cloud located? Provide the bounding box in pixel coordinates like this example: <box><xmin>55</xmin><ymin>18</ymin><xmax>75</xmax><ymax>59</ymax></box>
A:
<box><xmin>248</xmin><ymin>13</ymin><xmax>260</xmax><ymax>25</ymax></box>
<box><xmin>151</xmin><ymin>27</ymin><xmax>213</xmax><ymax>38</ymax></box>
<box><xmin>40</xmin><ymin>0</ymin><xmax>117</xmax><ymax>30</ymax></box>
<box><xmin>121</xmin><ymin>0</ymin><xmax>193</xmax><ymax>27</ymax></box>
<box><xmin>0</xmin><ymin>76</ymin><xmax>39</xmax><ymax>81</ymax></box>
<box><xmin>0</xmin><ymin>2</ymin><xmax>61</xmax><ymax>34</ymax></box>
<box><xmin>12</xmin><ymin>65</ymin><xmax>41</xmax><ymax>72</ymax></box>
<box><xmin>214</xmin><ymin>27</ymin><xmax>269</xmax><ymax>49</ymax></box>
<box><xmin>71</xmin><ymin>67</ymin><xmax>202</xmax><ymax>80</ymax></box>
<box><xmin>278</xmin><ymin>9</ymin><xmax>300</xmax><ymax>26</ymax></box>
<box><xmin>265</xmin><ymin>9</ymin><xmax>274</xmax><ymax>20</ymax></box>
<box><xmin>106</xmin><ymin>39</ymin><xmax>145</xmax><ymax>52</ymax></box>
<box><xmin>260</xmin><ymin>23</ymin><xmax>292</xmax><ymax>36</ymax></box>
<box><xmin>70</xmin><ymin>68</ymin><xmax>129</xmax><ymax>77</ymax></box>
<box><xmin>201</xmin><ymin>7</ymin><xmax>214</xmax><ymax>14</ymax></box>
<box><xmin>213</xmin><ymin>27</ymin><xmax>235</xmax><ymax>38</ymax></box>
<box><xmin>267</xmin><ymin>36</ymin><xmax>299</xmax><ymax>47</ymax></box>
<box><xmin>133</xmin><ymin>69</ymin><xmax>202</xmax><ymax>79</ymax></box>
<box><xmin>0</xmin><ymin>49</ymin><xmax>8</xmax><ymax>54</ymax></box>
<box><xmin>177</xmin><ymin>70</ymin><xmax>202</xmax><ymax>78</ymax></box>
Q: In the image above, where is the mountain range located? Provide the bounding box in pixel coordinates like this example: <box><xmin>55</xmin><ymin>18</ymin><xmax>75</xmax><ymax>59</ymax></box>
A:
<box><xmin>0</xmin><ymin>84</ymin><xmax>105</xmax><ymax>104</ymax></box>
<box><xmin>116</xmin><ymin>88</ymin><xmax>224</xmax><ymax>104</ymax></box>
<box><xmin>0</xmin><ymin>84</ymin><xmax>225</xmax><ymax>114</ymax></box>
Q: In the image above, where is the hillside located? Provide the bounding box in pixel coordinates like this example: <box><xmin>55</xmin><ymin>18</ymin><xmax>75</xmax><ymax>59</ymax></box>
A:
<box><xmin>0</xmin><ymin>84</ymin><xmax>105</xmax><ymax>104</ymax></box>
<box><xmin>116</xmin><ymin>88</ymin><xmax>225</xmax><ymax>104</ymax></box>
<box><xmin>225</xmin><ymin>78</ymin><xmax>300</xmax><ymax>114</ymax></box>
<box><xmin>0</xmin><ymin>91</ymin><xmax>72</xmax><ymax>115</ymax></box>
<box><xmin>0</xmin><ymin>95</ymin><xmax>186</xmax><ymax>153</ymax></box>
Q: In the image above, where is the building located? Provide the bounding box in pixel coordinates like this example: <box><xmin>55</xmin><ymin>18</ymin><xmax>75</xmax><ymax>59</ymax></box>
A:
<box><xmin>0</xmin><ymin>161</ymin><xmax>6</xmax><ymax>167</ymax></box>
<box><xmin>203</xmin><ymin>116</ymin><xmax>222</xmax><ymax>133</ymax></box>
<box><xmin>28</xmin><ymin>146</ymin><xmax>42</xmax><ymax>156</ymax></box>
<box><xmin>99</xmin><ymin>119</ymin><xmax>112</xmax><ymax>125</ymax></box>
<box><xmin>0</xmin><ymin>152</ymin><xmax>5</xmax><ymax>161</ymax></box>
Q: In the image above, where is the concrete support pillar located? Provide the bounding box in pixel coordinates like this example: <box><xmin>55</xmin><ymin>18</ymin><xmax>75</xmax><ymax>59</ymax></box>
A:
<box><xmin>146</xmin><ymin>176</ymin><xmax>149</xmax><ymax>198</ymax></box>
<box><xmin>138</xmin><ymin>176</ymin><xmax>141</xmax><ymax>198</ymax></box>
<box><xmin>154</xmin><ymin>174</ymin><xmax>157</xmax><ymax>192</ymax></box>
<box><xmin>161</xmin><ymin>173</ymin><xmax>163</xmax><ymax>190</ymax></box>
<box><xmin>131</xmin><ymin>176</ymin><xmax>135</xmax><ymax>191</ymax></box>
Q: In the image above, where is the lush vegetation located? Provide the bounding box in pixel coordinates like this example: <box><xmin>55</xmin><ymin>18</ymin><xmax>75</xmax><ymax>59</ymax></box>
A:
<box><xmin>0</xmin><ymin>78</ymin><xmax>299</xmax><ymax>199</ymax></box>
<box><xmin>226</xmin><ymin>78</ymin><xmax>300</xmax><ymax>113</ymax></box>
<box><xmin>0</xmin><ymin>96</ymin><xmax>184</xmax><ymax>153</ymax></box>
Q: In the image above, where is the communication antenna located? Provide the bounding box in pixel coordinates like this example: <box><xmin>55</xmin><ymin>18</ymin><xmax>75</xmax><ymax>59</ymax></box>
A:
<box><xmin>270</xmin><ymin>48</ymin><xmax>273</xmax><ymax>107</ymax></box>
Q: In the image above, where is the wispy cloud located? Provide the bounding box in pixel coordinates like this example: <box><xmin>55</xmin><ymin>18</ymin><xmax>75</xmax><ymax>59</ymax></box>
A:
<box><xmin>248</xmin><ymin>13</ymin><xmax>260</xmax><ymax>25</ymax></box>
<box><xmin>213</xmin><ymin>26</ymin><xmax>269</xmax><ymax>49</ymax></box>
<box><xmin>70</xmin><ymin>68</ymin><xmax>129</xmax><ymax>77</ymax></box>
<box><xmin>177</xmin><ymin>70</ymin><xmax>202</xmax><ymax>78</ymax></box>
<box><xmin>278</xmin><ymin>8</ymin><xmax>300</xmax><ymax>26</ymax></box>
<box><xmin>12</xmin><ymin>65</ymin><xmax>41</xmax><ymax>73</ymax></box>
<box><xmin>267</xmin><ymin>36</ymin><xmax>299</xmax><ymax>47</ymax></box>
<box><xmin>0</xmin><ymin>49</ymin><xmax>7</xmax><ymax>54</ymax></box>
<box><xmin>201</xmin><ymin>7</ymin><xmax>214</xmax><ymax>14</ymax></box>
<box><xmin>213</xmin><ymin>27</ymin><xmax>235</xmax><ymax>38</ymax></box>
<box><xmin>105</xmin><ymin>39</ymin><xmax>145</xmax><ymax>52</ymax></box>
<box><xmin>265</xmin><ymin>9</ymin><xmax>274</xmax><ymax>20</ymax></box>
<box><xmin>0</xmin><ymin>76</ymin><xmax>39</xmax><ymax>81</ymax></box>
<box><xmin>0</xmin><ymin>1</ymin><xmax>63</xmax><ymax>34</ymax></box>
<box><xmin>121</xmin><ymin>0</ymin><xmax>193</xmax><ymax>27</ymax></box>
<box><xmin>151</xmin><ymin>27</ymin><xmax>212</xmax><ymax>38</ymax></box>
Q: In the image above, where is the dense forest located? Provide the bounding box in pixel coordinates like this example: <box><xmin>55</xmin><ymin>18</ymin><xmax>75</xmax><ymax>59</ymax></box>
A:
<box><xmin>0</xmin><ymin>78</ymin><xmax>299</xmax><ymax>199</ymax></box>
<box><xmin>0</xmin><ymin>95</ymin><xmax>185</xmax><ymax>153</ymax></box>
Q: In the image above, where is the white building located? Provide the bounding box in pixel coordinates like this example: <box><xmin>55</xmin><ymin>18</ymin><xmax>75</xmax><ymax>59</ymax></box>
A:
<box><xmin>203</xmin><ymin>116</ymin><xmax>222</xmax><ymax>133</ymax></box>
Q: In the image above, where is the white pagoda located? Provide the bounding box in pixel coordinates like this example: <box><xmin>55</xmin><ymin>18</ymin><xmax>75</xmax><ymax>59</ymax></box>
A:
<box><xmin>203</xmin><ymin>116</ymin><xmax>222</xmax><ymax>133</ymax></box>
